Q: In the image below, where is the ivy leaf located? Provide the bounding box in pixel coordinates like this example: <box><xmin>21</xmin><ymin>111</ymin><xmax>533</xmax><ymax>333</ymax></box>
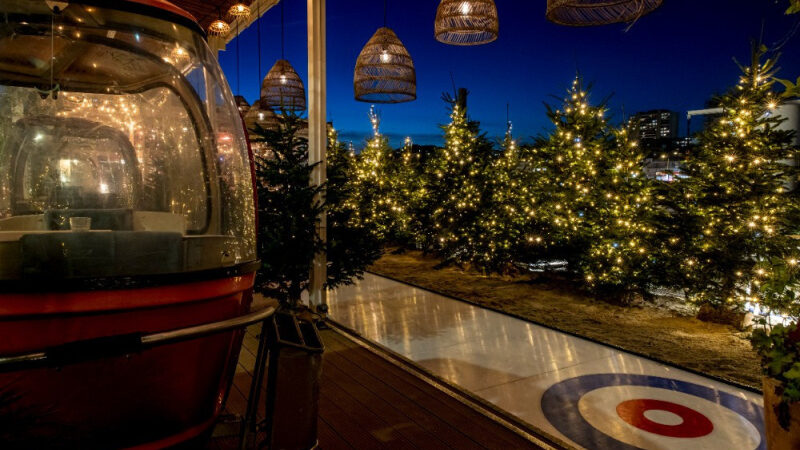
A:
<box><xmin>788</xmin><ymin>0</ymin><xmax>800</xmax><ymax>14</ymax></box>
<box><xmin>783</xmin><ymin>384</ymin><xmax>800</xmax><ymax>405</ymax></box>
<box><xmin>768</xmin><ymin>351</ymin><xmax>795</xmax><ymax>376</ymax></box>
<box><xmin>784</xmin><ymin>362</ymin><xmax>800</xmax><ymax>381</ymax></box>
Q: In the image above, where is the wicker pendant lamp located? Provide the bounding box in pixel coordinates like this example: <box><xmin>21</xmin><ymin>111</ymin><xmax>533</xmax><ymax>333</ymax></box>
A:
<box><xmin>228</xmin><ymin>2</ymin><xmax>251</xmax><ymax>18</ymax></box>
<box><xmin>354</xmin><ymin>1</ymin><xmax>416</xmax><ymax>104</ymax></box>
<box><xmin>208</xmin><ymin>8</ymin><xmax>230</xmax><ymax>36</ymax></box>
<box><xmin>434</xmin><ymin>0</ymin><xmax>499</xmax><ymax>46</ymax></box>
<box><xmin>546</xmin><ymin>0</ymin><xmax>663</xmax><ymax>26</ymax></box>
<box><xmin>244</xmin><ymin>1</ymin><xmax>278</xmax><ymax>133</ymax></box>
<box><xmin>262</xmin><ymin>59</ymin><xmax>306</xmax><ymax>112</ymax></box>
<box><xmin>261</xmin><ymin>0</ymin><xmax>306</xmax><ymax>112</ymax></box>
<box><xmin>244</xmin><ymin>99</ymin><xmax>279</xmax><ymax>130</ymax></box>
<box><xmin>235</xmin><ymin>95</ymin><xmax>250</xmax><ymax>114</ymax></box>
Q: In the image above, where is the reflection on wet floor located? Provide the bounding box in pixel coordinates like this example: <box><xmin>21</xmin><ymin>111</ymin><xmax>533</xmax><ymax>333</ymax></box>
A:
<box><xmin>328</xmin><ymin>273</ymin><xmax>766</xmax><ymax>450</ymax></box>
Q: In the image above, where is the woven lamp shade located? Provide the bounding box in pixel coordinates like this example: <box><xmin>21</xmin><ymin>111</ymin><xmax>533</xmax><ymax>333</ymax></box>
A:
<box><xmin>234</xmin><ymin>95</ymin><xmax>250</xmax><ymax>114</ymax></box>
<box><xmin>261</xmin><ymin>59</ymin><xmax>306</xmax><ymax>112</ymax></box>
<box><xmin>244</xmin><ymin>99</ymin><xmax>279</xmax><ymax>131</ymax></box>
<box><xmin>435</xmin><ymin>0</ymin><xmax>499</xmax><ymax>46</ymax></box>
<box><xmin>546</xmin><ymin>0</ymin><xmax>663</xmax><ymax>26</ymax></box>
<box><xmin>208</xmin><ymin>19</ymin><xmax>231</xmax><ymax>36</ymax></box>
<box><xmin>354</xmin><ymin>27</ymin><xmax>416</xmax><ymax>104</ymax></box>
<box><xmin>228</xmin><ymin>3</ymin><xmax>251</xmax><ymax>18</ymax></box>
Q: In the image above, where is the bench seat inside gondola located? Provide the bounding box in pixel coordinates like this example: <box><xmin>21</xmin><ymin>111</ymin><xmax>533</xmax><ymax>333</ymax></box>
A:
<box><xmin>0</xmin><ymin>210</ymin><xmax>235</xmax><ymax>280</ymax></box>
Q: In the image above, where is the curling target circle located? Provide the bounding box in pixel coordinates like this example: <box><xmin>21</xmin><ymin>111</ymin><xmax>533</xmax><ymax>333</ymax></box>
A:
<box><xmin>541</xmin><ymin>374</ymin><xmax>764</xmax><ymax>450</ymax></box>
<box><xmin>615</xmin><ymin>398</ymin><xmax>713</xmax><ymax>437</ymax></box>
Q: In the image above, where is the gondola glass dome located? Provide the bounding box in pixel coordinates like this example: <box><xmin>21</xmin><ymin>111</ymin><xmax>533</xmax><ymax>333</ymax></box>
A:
<box><xmin>0</xmin><ymin>0</ymin><xmax>256</xmax><ymax>283</ymax></box>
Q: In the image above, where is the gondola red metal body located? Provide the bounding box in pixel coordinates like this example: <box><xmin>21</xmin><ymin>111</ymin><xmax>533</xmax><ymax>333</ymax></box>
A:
<box><xmin>0</xmin><ymin>0</ymin><xmax>259</xmax><ymax>447</ymax></box>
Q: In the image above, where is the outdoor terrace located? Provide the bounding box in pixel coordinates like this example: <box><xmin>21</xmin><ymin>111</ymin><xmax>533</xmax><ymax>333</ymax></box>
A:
<box><xmin>207</xmin><ymin>298</ymin><xmax>552</xmax><ymax>450</ymax></box>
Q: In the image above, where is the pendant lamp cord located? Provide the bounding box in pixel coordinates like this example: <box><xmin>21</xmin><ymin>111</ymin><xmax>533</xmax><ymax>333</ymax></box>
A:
<box><xmin>281</xmin><ymin>0</ymin><xmax>285</xmax><ymax>59</ymax></box>
<box><xmin>236</xmin><ymin>20</ymin><xmax>240</xmax><ymax>95</ymax></box>
<box><xmin>257</xmin><ymin>1</ymin><xmax>262</xmax><ymax>85</ymax></box>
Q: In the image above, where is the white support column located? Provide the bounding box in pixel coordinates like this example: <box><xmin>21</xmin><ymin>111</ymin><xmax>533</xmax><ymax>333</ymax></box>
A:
<box><xmin>307</xmin><ymin>0</ymin><xmax>327</xmax><ymax>310</ymax></box>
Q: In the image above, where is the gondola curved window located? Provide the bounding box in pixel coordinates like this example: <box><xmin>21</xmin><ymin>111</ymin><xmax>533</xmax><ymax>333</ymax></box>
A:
<box><xmin>0</xmin><ymin>1</ymin><xmax>256</xmax><ymax>283</ymax></box>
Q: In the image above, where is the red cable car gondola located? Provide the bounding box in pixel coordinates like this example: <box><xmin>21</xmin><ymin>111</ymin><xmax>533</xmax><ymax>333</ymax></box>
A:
<box><xmin>0</xmin><ymin>0</ymin><xmax>262</xmax><ymax>447</ymax></box>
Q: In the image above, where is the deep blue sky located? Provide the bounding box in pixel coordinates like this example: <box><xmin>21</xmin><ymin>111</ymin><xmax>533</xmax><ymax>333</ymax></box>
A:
<box><xmin>218</xmin><ymin>0</ymin><xmax>800</xmax><ymax>148</ymax></box>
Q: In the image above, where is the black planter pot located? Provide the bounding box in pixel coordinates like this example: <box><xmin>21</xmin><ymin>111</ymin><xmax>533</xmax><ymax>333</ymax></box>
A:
<box><xmin>263</xmin><ymin>309</ymin><xmax>324</xmax><ymax>450</ymax></box>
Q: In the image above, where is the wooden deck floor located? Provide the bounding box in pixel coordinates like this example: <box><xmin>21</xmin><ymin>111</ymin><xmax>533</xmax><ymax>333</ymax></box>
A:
<box><xmin>208</xmin><ymin>319</ymin><xmax>551</xmax><ymax>449</ymax></box>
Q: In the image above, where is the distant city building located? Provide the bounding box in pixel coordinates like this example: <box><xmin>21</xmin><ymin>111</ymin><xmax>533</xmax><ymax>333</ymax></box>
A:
<box><xmin>629</xmin><ymin>110</ymin><xmax>679</xmax><ymax>141</ymax></box>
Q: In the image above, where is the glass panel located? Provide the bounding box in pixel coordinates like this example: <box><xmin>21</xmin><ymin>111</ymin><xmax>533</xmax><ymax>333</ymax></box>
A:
<box><xmin>0</xmin><ymin>1</ymin><xmax>256</xmax><ymax>282</ymax></box>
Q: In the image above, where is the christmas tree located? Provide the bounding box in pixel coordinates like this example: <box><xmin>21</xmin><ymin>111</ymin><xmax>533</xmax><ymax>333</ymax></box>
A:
<box><xmin>250</xmin><ymin>114</ymin><xmax>324</xmax><ymax>308</ymax></box>
<box><xmin>672</xmin><ymin>45</ymin><xmax>797</xmax><ymax>313</ymax></box>
<box><xmin>326</xmin><ymin>126</ymin><xmax>383</xmax><ymax>287</ymax></box>
<box><xmin>349</xmin><ymin>106</ymin><xmax>408</xmax><ymax>241</ymax></box>
<box><xmin>471</xmin><ymin>121</ymin><xmax>527</xmax><ymax>272</ymax></box>
<box><xmin>533</xmin><ymin>77</ymin><xmax>612</xmax><ymax>270</ymax></box>
<box><xmin>581</xmin><ymin>125</ymin><xmax>660</xmax><ymax>300</ymax></box>
<box><xmin>390</xmin><ymin>136</ymin><xmax>426</xmax><ymax>247</ymax></box>
<box><xmin>421</xmin><ymin>89</ymin><xmax>495</xmax><ymax>265</ymax></box>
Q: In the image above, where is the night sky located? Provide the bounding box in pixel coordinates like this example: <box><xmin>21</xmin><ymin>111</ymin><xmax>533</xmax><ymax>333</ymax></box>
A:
<box><xmin>218</xmin><ymin>0</ymin><xmax>800</xmax><ymax>148</ymax></box>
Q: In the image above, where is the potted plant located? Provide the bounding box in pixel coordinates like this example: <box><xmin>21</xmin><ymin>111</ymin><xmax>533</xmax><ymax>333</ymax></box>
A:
<box><xmin>248</xmin><ymin>113</ymin><xmax>382</xmax><ymax>449</ymax></box>
<box><xmin>751</xmin><ymin>257</ymin><xmax>800</xmax><ymax>449</ymax></box>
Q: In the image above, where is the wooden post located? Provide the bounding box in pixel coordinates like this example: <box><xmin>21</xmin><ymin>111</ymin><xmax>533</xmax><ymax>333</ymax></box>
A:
<box><xmin>307</xmin><ymin>0</ymin><xmax>327</xmax><ymax>310</ymax></box>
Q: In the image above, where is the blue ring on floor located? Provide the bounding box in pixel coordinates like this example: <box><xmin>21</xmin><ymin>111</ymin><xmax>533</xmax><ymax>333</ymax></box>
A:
<box><xmin>541</xmin><ymin>373</ymin><xmax>765</xmax><ymax>450</ymax></box>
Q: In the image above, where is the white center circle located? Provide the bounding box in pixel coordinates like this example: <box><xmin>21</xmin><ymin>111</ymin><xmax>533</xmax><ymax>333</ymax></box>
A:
<box><xmin>577</xmin><ymin>385</ymin><xmax>761</xmax><ymax>449</ymax></box>
<box><xmin>643</xmin><ymin>409</ymin><xmax>684</xmax><ymax>426</ymax></box>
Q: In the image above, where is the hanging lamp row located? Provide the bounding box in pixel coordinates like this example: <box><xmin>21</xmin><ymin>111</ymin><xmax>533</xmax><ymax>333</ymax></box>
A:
<box><xmin>352</xmin><ymin>0</ymin><xmax>663</xmax><ymax>103</ymax></box>
<box><xmin>207</xmin><ymin>2</ymin><xmax>251</xmax><ymax>37</ymax></box>
<box><xmin>220</xmin><ymin>0</ymin><xmax>664</xmax><ymax>110</ymax></box>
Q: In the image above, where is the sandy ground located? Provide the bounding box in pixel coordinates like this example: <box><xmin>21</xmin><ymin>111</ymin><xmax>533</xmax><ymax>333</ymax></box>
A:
<box><xmin>369</xmin><ymin>250</ymin><xmax>762</xmax><ymax>390</ymax></box>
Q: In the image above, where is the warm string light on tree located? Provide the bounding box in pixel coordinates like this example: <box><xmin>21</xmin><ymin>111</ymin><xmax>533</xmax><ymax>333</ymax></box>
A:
<box><xmin>348</xmin><ymin>106</ymin><xmax>412</xmax><ymax>242</ymax></box>
<box><xmin>323</xmin><ymin>58</ymin><xmax>799</xmax><ymax>313</ymax></box>
<box><xmin>668</xmin><ymin>45</ymin><xmax>799</xmax><ymax>314</ymax></box>
<box><xmin>581</xmin><ymin>125</ymin><xmax>659</xmax><ymax>299</ymax></box>
<box><xmin>419</xmin><ymin>90</ymin><xmax>495</xmax><ymax>265</ymax></box>
<box><xmin>532</xmin><ymin>78</ymin><xmax>611</xmax><ymax>270</ymax></box>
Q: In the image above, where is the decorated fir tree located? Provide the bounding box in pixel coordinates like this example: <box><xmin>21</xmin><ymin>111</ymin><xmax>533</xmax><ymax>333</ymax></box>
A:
<box><xmin>420</xmin><ymin>89</ymin><xmax>495</xmax><ymax>264</ymax></box>
<box><xmin>671</xmin><ymin>45</ymin><xmax>797</xmax><ymax>314</ymax></box>
<box><xmin>470</xmin><ymin>121</ymin><xmax>527</xmax><ymax>272</ymax></box>
<box><xmin>326</xmin><ymin>127</ymin><xmax>383</xmax><ymax>287</ymax></box>
<box><xmin>581</xmin><ymin>126</ymin><xmax>660</xmax><ymax>300</ymax></box>
<box><xmin>349</xmin><ymin>106</ymin><xmax>408</xmax><ymax>241</ymax></box>
<box><xmin>390</xmin><ymin>136</ymin><xmax>426</xmax><ymax>247</ymax></box>
<box><xmin>533</xmin><ymin>77</ymin><xmax>612</xmax><ymax>270</ymax></box>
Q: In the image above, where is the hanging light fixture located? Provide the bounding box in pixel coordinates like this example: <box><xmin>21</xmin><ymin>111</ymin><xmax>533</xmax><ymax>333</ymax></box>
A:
<box><xmin>244</xmin><ymin>99</ymin><xmax>279</xmax><ymax>130</ymax></box>
<box><xmin>208</xmin><ymin>8</ymin><xmax>230</xmax><ymax>36</ymax></box>
<box><xmin>546</xmin><ymin>0</ymin><xmax>662</xmax><ymax>26</ymax></box>
<box><xmin>228</xmin><ymin>2</ymin><xmax>251</xmax><ymax>18</ymax></box>
<box><xmin>208</xmin><ymin>19</ymin><xmax>230</xmax><ymax>36</ymax></box>
<box><xmin>235</xmin><ymin>95</ymin><xmax>251</xmax><ymax>115</ymax></box>
<box><xmin>354</xmin><ymin>1</ymin><xmax>416</xmax><ymax>103</ymax></box>
<box><xmin>261</xmin><ymin>0</ymin><xmax>306</xmax><ymax>112</ymax></box>
<box><xmin>434</xmin><ymin>0</ymin><xmax>498</xmax><ymax>46</ymax></box>
<box><xmin>245</xmin><ymin>1</ymin><xmax>279</xmax><ymax>136</ymax></box>
<box><xmin>261</xmin><ymin>60</ymin><xmax>306</xmax><ymax>112</ymax></box>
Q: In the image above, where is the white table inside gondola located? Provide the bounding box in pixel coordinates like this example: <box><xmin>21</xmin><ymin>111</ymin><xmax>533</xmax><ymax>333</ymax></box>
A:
<box><xmin>0</xmin><ymin>230</ymin><xmax>114</xmax><ymax>242</ymax></box>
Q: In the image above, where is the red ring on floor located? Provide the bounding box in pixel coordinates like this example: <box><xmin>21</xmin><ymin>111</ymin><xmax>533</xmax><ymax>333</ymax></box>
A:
<box><xmin>616</xmin><ymin>398</ymin><xmax>714</xmax><ymax>438</ymax></box>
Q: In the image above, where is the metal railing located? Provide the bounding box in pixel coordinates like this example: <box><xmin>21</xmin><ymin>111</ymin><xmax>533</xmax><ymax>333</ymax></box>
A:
<box><xmin>0</xmin><ymin>306</ymin><xmax>275</xmax><ymax>373</ymax></box>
